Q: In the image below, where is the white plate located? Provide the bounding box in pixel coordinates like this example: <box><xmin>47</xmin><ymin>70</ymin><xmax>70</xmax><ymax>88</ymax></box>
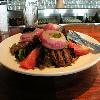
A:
<box><xmin>0</xmin><ymin>33</ymin><xmax>100</xmax><ymax>76</ymax></box>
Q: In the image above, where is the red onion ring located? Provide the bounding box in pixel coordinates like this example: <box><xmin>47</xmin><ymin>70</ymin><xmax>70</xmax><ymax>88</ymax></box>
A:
<box><xmin>41</xmin><ymin>30</ymin><xmax>66</xmax><ymax>49</ymax></box>
<box><xmin>20</xmin><ymin>28</ymin><xmax>44</xmax><ymax>42</ymax></box>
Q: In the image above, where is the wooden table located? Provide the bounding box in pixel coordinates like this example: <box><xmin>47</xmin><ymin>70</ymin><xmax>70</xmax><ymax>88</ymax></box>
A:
<box><xmin>0</xmin><ymin>24</ymin><xmax>100</xmax><ymax>100</ymax></box>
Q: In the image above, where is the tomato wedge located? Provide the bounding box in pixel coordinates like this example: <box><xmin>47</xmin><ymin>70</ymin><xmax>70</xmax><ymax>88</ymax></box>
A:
<box><xmin>68</xmin><ymin>41</ymin><xmax>90</xmax><ymax>56</ymax></box>
<box><xmin>19</xmin><ymin>48</ymin><xmax>40</xmax><ymax>69</ymax></box>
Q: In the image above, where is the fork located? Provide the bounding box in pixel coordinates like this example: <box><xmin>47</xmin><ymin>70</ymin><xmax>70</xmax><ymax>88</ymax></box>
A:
<box><xmin>66</xmin><ymin>30</ymin><xmax>100</xmax><ymax>53</ymax></box>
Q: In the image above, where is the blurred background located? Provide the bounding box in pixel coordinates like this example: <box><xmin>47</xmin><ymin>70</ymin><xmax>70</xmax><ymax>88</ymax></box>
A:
<box><xmin>0</xmin><ymin>0</ymin><xmax>100</xmax><ymax>26</ymax></box>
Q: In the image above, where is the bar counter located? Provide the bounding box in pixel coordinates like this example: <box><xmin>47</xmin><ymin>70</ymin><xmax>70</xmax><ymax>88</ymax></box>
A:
<box><xmin>0</xmin><ymin>24</ymin><xmax>100</xmax><ymax>100</ymax></box>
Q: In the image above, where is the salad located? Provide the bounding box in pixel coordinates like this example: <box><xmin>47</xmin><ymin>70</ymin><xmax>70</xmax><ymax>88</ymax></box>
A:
<box><xmin>10</xmin><ymin>23</ymin><xmax>90</xmax><ymax>70</ymax></box>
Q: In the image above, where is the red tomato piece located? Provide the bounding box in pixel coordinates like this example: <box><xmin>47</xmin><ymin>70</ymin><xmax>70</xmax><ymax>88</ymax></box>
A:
<box><xmin>19</xmin><ymin>48</ymin><xmax>40</xmax><ymax>69</ymax></box>
<box><xmin>68</xmin><ymin>41</ymin><xmax>90</xmax><ymax>56</ymax></box>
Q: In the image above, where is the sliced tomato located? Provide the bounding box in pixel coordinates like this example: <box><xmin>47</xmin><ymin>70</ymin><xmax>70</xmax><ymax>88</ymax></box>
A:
<box><xmin>19</xmin><ymin>48</ymin><xmax>40</xmax><ymax>69</ymax></box>
<box><xmin>68</xmin><ymin>41</ymin><xmax>90</xmax><ymax>56</ymax></box>
<box><xmin>68</xmin><ymin>41</ymin><xmax>77</xmax><ymax>48</ymax></box>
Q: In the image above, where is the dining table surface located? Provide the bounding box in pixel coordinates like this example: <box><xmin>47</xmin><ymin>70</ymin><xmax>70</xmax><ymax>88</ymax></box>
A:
<box><xmin>0</xmin><ymin>24</ymin><xmax>100</xmax><ymax>100</ymax></box>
